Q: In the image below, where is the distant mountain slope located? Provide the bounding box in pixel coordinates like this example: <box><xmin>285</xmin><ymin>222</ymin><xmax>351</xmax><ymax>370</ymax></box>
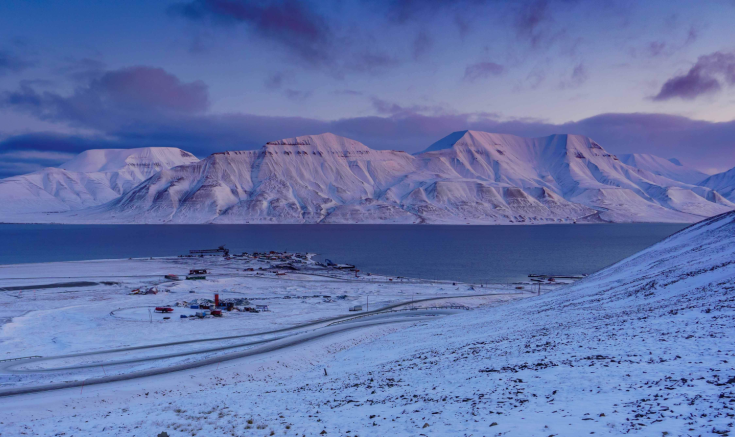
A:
<box><xmin>0</xmin><ymin>147</ymin><xmax>199</xmax><ymax>220</ymax></box>
<box><xmin>68</xmin><ymin>131</ymin><xmax>733</xmax><ymax>224</ymax></box>
<box><xmin>699</xmin><ymin>166</ymin><xmax>735</xmax><ymax>202</ymax></box>
<box><xmin>618</xmin><ymin>153</ymin><xmax>708</xmax><ymax>184</ymax></box>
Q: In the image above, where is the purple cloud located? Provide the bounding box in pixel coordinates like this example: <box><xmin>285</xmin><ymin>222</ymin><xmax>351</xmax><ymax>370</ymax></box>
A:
<box><xmin>3</xmin><ymin>110</ymin><xmax>735</xmax><ymax>178</ymax></box>
<box><xmin>653</xmin><ymin>51</ymin><xmax>735</xmax><ymax>101</ymax></box>
<box><xmin>463</xmin><ymin>62</ymin><xmax>504</xmax><ymax>82</ymax></box>
<box><xmin>1</xmin><ymin>66</ymin><xmax>209</xmax><ymax>131</ymax></box>
<box><xmin>170</xmin><ymin>0</ymin><xmax>333</xmax><ymax>65</ymax></box>
<box><xmin>2</xmin><ymin>64</ymin><xmax>735</xmax><ymax>177</ymax></box>
<box><xmin>514</xmin><ymin>0</ymin><xmax>553</xmax><ymax>48</ymax></box>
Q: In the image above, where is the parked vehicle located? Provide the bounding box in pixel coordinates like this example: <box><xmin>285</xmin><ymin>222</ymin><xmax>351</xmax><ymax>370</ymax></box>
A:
<box><xmin>186</xmin><ymin>275</ymin><xmax>206</xmax><ymax>280</ymax></box>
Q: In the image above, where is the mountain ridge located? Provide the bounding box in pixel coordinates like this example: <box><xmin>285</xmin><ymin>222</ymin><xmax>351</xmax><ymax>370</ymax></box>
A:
<box><xmin>0</xmin><ymin>147</ymin><xmax>199</xmax><ymax>219</ymax></box>
<box><xmin>1</xmin><ymin>132</ymin><xmax>733</xmax><ymax>224</ymax></box>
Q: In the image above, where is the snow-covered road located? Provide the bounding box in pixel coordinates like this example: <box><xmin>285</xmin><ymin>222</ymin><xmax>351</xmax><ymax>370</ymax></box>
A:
<box><xmin>0</xmin><ymin>310</ymin><xmax>458</xmax><ymax>397</ymax></box>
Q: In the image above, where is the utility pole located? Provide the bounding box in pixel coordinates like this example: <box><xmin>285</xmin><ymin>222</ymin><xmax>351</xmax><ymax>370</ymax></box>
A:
<box><xmin>366</xmin><ymin>295</ymin><xmax>369</xmax><ymax>312</ymax></box>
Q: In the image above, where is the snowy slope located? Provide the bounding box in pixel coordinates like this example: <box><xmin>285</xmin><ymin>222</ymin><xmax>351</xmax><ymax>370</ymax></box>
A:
<box><xmin>699</xmin><ymin>165</ymin><xmax>735</xmax><ymax>202</ymax></box>
<box><xmin>239</xmin><ymin>208</ymin><xmax>735</xmax><ymax>435</ymax></box>
<box><xmin>0</xmin><ymin>147</ymin><xmax>199</xmax><ymax>220</ymax></box>
<box><xmin>619</xmin><ymin>153</ymin><xmax>709</xmax><ymax>184</ymax></box>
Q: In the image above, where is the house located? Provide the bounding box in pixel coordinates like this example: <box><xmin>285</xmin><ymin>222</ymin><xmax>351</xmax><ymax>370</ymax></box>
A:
<box><xmin>255</xmin><ymin>305</ymin><xmax>269</xmax><ymax>312</ymax></box>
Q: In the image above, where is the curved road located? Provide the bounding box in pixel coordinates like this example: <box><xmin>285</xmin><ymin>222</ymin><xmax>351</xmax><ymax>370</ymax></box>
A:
<box><xmin>99</xmin><ymin>292</ymin><xmax>507</xmax><ymax>353</ymax></box>
<box><xmin>0</xmin><ymin>311</ymin><xmax>453</xmax><ymax>397</ymax></box>
<box><xmin>0</xmin><ymin>292</ymin><xmax>518</xmax><ymax>397</ymax></box>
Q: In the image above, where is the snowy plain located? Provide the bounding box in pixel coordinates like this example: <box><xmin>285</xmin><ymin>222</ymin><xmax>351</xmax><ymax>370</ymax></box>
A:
<box><xmin>0</xmin><ymin>210</ymin><xmax>733</xmax><ymax>436</ymax></box>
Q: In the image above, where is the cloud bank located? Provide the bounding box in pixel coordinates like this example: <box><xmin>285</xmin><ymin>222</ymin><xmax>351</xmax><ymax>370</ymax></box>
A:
<box><xmin>1</xmin><ymin>64</ymin><xmax>734</xmax><ymax>178</ymax></box>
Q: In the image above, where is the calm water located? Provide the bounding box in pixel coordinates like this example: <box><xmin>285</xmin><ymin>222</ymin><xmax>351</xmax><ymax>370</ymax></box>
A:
<box><xmin>0</xmin><ymin>224</ymin><xmax>687</xmax><ymax>283</ymax></box>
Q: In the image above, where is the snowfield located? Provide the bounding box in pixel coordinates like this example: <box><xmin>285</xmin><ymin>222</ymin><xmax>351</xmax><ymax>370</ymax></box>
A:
<box><xmin>2</xmin><ymin>131</ymin><xmax>733</xmax><ymax>225</ymax></box>
<box><xmin>0</xmin><ymin>211</ymin><xmax>733</xmax><ymax>436</ymax></box>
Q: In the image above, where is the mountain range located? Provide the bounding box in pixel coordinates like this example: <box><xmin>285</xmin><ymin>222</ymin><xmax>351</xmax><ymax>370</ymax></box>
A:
<box><xmin>1</xmin><ymin>131</ymin><xmax>733</xmax><ymax>224</ymax></box>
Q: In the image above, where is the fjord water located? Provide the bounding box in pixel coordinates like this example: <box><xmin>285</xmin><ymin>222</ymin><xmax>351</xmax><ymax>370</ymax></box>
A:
<box><xmin>0</xmin><ymin>224</ymin><xmax>686</xmax><ymax>283</ymax></box>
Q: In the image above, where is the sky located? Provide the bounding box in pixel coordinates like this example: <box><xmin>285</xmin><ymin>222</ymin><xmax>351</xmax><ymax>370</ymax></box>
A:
<box><xmin>0</xmin><ymin>0</ymin><xmax>735</xmax><ymax>178</ymax></box>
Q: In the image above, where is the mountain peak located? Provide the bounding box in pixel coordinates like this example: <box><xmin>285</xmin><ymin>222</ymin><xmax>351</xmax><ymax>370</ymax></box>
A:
<box><xmin>418</xmin><ymin>130</ymin><xmax>532</xmax><ymax>154</ymax></box>
<box><xmin>265</xmin><ymin>133</ymin><xmax>368</xmax><ymax>150</ymax></box>
<box><xmin>60</xmin><ymin>147</ymin><xmax>199</xmax><ymax>173</ymax></box>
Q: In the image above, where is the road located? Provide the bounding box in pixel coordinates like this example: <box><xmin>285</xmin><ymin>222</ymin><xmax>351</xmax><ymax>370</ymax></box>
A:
<box><xmin>0</xmin><ymin>290</ymin><xmax>525</xmax><ymax>397</ymax></box>
<box><xmin>0</xmin><ymin>310</ymin><xmax>455</xmax><ymax>397</ymax></box>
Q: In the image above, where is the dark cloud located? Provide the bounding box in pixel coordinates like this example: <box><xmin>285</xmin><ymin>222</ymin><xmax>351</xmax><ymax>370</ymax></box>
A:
<box><xmin>646</xmin><ymin>41</ymin><xmax>667</xmax><ymax>58</ymax></box>
<box><xmin>1</xmin><ymin>66</ymin><xmax>209</xmax><ymax>131</ymax></box>
<box><xmin>653</xmin><ymin>51</ymin><xmax>735</xmax><ymax>101</ymax></box>
<box><xmin>380</xmin><ymin>0</ymin><xmax>482</xmax><ymax>23</ymax></box>
<box><xmin>283</xmin><ymin>88</ymin><xmax>312</xmax><ymax>101</ymax></box>
<box><xmin>412</xmin><ymin>30</ymin><xmax>433</xmax><ymax>60</ymax></box>
<box><xmin>0</xmin><ymin>133</ymin><xmax>112</xmax><ymax>178</ymax></box>
<box><xmin>3</xmin><ymin>110</ymin><xmax>735</xmax><ymax>177</ymax></box>
<box><xmin>171</xmin><ymin>0</ymin><xmax>405</xmax><ymax>76</ymax></box>
<box><xmin>0</xmin><ymin>132</ymin><xmax>102</xmax><ymax>155</ymax></box>
<box><xmin>514</xmin><ymin>0</ymin><xmax>550</xmax><ymax>47</ymax></box>
<box><xmin>370</xmin><ymin>97</ymin><xmax>449</xmax><ymax>117</ymax></box>
<box><xmin>559</xmin><ymin>62</ymin><xmax>587</xmax><ymax>89</ymax></box>
<box><xmin>264</xmin><ymin>72</ymin><xmax>285</xmax><ymax>90</ymax></box>
<box><xmin>463</xmin><ymin>62</ymin><xmax>504</xmax><ymax>82</ymax></box>
<box><xmin>0</xmin><ymin>49</ymin><xmax>33</xmax><ymax>75</ymax></box>
<box><xmin>170</xmin><ymin>0</ymin><xmax>333</xmax><ymax>65</ymax></box>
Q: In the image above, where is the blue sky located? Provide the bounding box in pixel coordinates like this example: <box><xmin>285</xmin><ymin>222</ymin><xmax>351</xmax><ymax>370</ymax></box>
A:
<box><xmin>1</xmin><ymin>0</ymin><xmax>735</xmax><ymax>177</ymax></box>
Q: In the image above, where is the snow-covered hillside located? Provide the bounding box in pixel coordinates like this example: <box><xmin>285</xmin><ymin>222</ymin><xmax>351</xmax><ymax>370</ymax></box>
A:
<box><xmin>1</xmin><ymin>132</ymin><xmax>733</xmax><ymax>224</ymax></box>
<box><xmin>239</xmin><ymin>207</ymin><xmax>734</xmax><ymax>435</ymax></box>
<box><xmin>82</xmin><ymin>131</ymin><xmax>733</xmax><ymax>224</ymax></box>
<box><xmin>700</xmin><ymin>166</ymin><xmax>735</xmax><ymax>202</ymax></box>
<box><xmin>0</xmin><ymin>147</ymin><xmax>199</xmax><ymax>220</ymax></box>
<box><xmin>619</xmin><ymin>153</ymin><xmax>709</xmax><ymax>184</ymax></box>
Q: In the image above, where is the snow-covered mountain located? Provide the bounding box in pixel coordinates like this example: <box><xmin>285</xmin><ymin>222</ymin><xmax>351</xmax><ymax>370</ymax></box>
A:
<box><xmin>61</xmin><ymin>131</ymin><xmax>731</xmax><ymax>224</ymax></box>
<box><xmin>0</xmin><ymin>147</ymin><xmax>199</xmax><ymax>220</ymax></box>
<box><xmin>1</xmin><ymin>132</ymin><xmax>732</xmax><ymax>224</ymax></box>
<box><xmin>618</xmin><ymin>153</ymin><xmax>709</xmax><ymax>184</ymax></box>
<box><xmin>699</xmin><ymin>166</ymin><xmax>735</xmax><ymax>202</ymax></box>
